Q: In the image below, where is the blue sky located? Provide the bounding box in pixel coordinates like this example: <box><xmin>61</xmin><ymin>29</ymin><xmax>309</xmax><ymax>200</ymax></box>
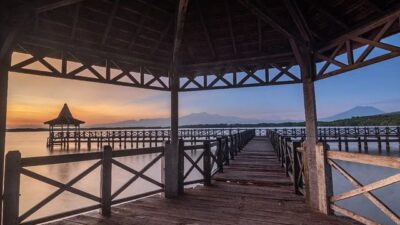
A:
<box><xmin>180</xmin><ymin>56</ymin><xmax>400</xmax><ymax>121</ymax></box>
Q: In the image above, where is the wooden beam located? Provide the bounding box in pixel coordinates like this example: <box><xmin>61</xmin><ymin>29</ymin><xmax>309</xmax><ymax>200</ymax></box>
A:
<box><xmin>361</xmin><ymin>0</ymin><xmax>385</xmax><ymax>14</ymax></box>
<box><xmin>225</xmin><ymin>0</ymin><xmax>237</xmax><ymax>56</ymax></box>
<box><xmin>35</xmin><ymin>0</ymin><xmax>85</xmax><ymax>14</ymax></box>
<box><xmin>70</xmin><ymin>2</ymin><xmax>81</xmax><ymax>40</ymax></box>
<box><xmin>172</xmin><ymin>0</ymin><xmax>189</xmax><ymax>63</ymax></box>
<box><xmin>327</xmin><ymin>151</ymin><xmax>400</xmax><ymax>169</ymax></box>
<box><xmin>179</xmin><ymin>52</ymin><xmax>294</xmax><ymax>72</ymax></box>
<box><xmin>128</xmin><ymin>2</ymin><xmax>153</xmax><ymax>50</ymax></box>
<box><xmin>150</xmin><ymin>18</ymin><xmax>174</xmax><ymax>57</ymax></box>
<box><xmin>331</xmin><ymin>205</ymin><xmax>380</xmax><ymax>225</ymax></box>
<box><xmin>304</xmin><ymin>0</ymin><xmax>349</xmax><ymax>30</ymax></box>
<box><xmin>195</xmin><ymin>0</ymin><xmax>216</xmax><ymax>59</ymax></box>
<box><xmin>257</xmin><ymin>18</ymin><xmax>262</xmax><ymax>52</ymax></box>
<box><xmin>101</xmin><ymin>0</ymin><xmax>120</xmax><ymax>46</ymax></box>
<box><xmin>319</xmin><ymin>9</ymin><xmax>400</xmax><ymax>52</ymax></box>
<box><xmin>238</xmin><ymin>0</ymin><xmax>303</xmax><ymax>43</ymax></box>
<box><xmin>284</xmin><ymin>0</ymin><xmax>313</xmax><ymax>43</ymax></box>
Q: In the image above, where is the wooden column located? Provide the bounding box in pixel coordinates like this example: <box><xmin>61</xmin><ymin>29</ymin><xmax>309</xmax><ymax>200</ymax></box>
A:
<box><xmin>164</xmin><ymin>0</ymin><xmax>189</xmax><ymax>198</ymax></box>
<box><xmin>290</xmin><ymin>39</ymin><xmax>319</xmax><ymax>210</ymax></box>
<box><xmin>164</xmin><ymin>72</ymin><xmax>180</xmax><ymax>198</ymax></box>
<box><xmin>0</xmin><ymin>42</ymin><xmax>12</xmax><ymax>224</ymax></box>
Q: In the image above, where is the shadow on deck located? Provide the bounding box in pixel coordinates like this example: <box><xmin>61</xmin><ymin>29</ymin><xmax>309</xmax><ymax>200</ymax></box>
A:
<box><xmin>51</xmin><ymin>137</ymin><xmax>354</xmax><ymax>225</ymax></box>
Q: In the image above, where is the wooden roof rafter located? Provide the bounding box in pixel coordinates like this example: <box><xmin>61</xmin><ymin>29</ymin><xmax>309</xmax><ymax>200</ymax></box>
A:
<box><xmin>101</xmin><ymin>0</ymin><xmax>120</xmax><ymax>47</ymax></box>
<box><xmin>70</xmin><ymin>2</ymin><xmax>81</xmax><ymax>40</ymax></box>
<box><xmin>224</xmin><ymin>0</ymin><xmax>237</xmax><ymax>56</ymax></box>
<box><xmin>303</xmin><ymin>0</ymin><xmax>349</xmax><ymax>30</ymax></box>
<box><xmin>195</xmin><ymin>0</ymin><xmax>217</xmax><ymax>60</ymax></box>
<box><xmin>4</xmin><ymin>0</ymin><xmax>400</xmax><ymax>92</ymax></box>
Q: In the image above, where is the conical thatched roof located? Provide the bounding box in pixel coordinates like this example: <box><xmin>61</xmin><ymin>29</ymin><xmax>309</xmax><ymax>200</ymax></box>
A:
<box><xmin>44</xmin><ymin>104</ymin><xmax>85</xmax><ymax>126</ymax></box>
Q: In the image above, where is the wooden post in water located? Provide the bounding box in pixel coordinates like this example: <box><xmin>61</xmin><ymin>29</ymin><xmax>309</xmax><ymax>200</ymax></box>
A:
<box><xmin>3</xmin><ymin>151</ymin><xmax>21</xmax><ymax>225</ymax></box>
<box><xmin>101</xmin><ymin>146</ymin><xmax>112</xmax><ymax>216</ymax></box>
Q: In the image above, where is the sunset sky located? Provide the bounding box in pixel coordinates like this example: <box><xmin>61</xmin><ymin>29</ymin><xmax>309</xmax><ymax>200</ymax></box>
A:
<box><xmin>6</xmin><ymin>40</ymin><xmax>400</xmax><ymax>128</ymax></box>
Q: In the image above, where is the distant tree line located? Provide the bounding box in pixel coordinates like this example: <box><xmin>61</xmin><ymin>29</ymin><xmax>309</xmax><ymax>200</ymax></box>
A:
<box><xmin>7</xmin><ymin>112</ymin><xmax>400</xmax><ymax>132</ymax></box>
<box><xmin>182</xmin><ymin>113</ymin><xmax>400</xmax><ymax>128</ymax></box>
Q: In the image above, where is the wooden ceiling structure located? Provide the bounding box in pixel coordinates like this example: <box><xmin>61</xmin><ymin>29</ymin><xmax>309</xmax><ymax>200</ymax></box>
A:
<box><xmin>1</xmin><ymin>0</ymin><xmax>400</xmax><ymax>220</ymax></box>
<box><xmin>1</xmin><ymin>0</ymin><xmax>399</xmax><ymax>91</ymax></box>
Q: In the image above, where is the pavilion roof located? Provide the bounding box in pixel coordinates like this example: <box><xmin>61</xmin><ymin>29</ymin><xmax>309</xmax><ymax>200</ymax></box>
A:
<box><xmin>44</xmin><ymin>104</ymin><xmax>85</xmax><ymax>126</ymax></box>
<box><xmin>8</xmin><ymin>0</ymin><xmax>400</xmax><ymax>77</ymax></box>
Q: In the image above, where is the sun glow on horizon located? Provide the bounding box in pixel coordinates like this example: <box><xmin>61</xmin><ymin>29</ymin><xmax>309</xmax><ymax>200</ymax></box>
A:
<box><xmin>7</xmin><ymin>53</ymin><xmax>171</xmax><ymax>128</ymax></box>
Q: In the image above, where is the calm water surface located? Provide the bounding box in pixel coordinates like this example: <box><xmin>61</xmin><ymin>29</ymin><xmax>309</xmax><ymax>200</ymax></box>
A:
<box><xmin>5</xmin><ymin>131</ymin><xmax>400</xmax><ymax>224</ymax></box>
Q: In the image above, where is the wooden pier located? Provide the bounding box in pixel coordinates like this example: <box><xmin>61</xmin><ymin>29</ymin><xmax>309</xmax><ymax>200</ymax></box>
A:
<box><xmin>49</xmin><ymin>137</ymin><xmax>354</xmax><ymax>225</ymax></box>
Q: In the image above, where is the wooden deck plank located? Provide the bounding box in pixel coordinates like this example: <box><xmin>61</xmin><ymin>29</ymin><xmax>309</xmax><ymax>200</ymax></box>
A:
<box><xmin>48</xmin><ymin>137</ymin><xmax>356</xmax><ymax>225</ymax></box>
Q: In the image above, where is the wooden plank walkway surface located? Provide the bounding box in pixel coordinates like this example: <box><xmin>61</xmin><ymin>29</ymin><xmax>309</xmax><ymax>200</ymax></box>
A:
<box><xmin>50</xmin><ymin>137</ymin><xmax>355</xmax><ymax>225</ymax></box>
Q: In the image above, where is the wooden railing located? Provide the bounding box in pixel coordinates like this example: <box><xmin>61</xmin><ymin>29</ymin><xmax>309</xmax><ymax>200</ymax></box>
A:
<box><xmin>267</xmin><ymin>127</ymin><xmax>400</xmax><ymax>153</ymax></box>
<box><xmin>179</xmin><ymin>130</ymin><xmax>255</xmax><ymax>188</ymax></box>
<box><xmin>3</xmin><ymin>147</ymin><xmax>164</xmax><ymax>225</ymax></box>
<box><xmin>323</xmin><ymin>150</ymin><xmax>400</xmax><ymax>225</ymax></box>
<box><xmin>3</xmin><ymin>129</ymin><xmax>255</xmax><ymax>225</ymax></box>
<box><xmin>268</xmin><ymin>131</ymin><xmax>305</xmax><ymax>195</ymax></box>
<box><xmin>268</xmin><ymin>130</ymin><xmax>400</xmax><ymax>224</ymax></box>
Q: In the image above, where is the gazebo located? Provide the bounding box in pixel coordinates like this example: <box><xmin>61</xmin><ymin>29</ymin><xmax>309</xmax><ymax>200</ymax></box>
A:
<box><xmin>44</xmin><ymin>103</ymin><xmax>85</xmax><ymax>145</ymax></box>
<box><xmin>0</xmin><ymin>0</ymin><xmax>399</xmax><ymax>223</ymax></box>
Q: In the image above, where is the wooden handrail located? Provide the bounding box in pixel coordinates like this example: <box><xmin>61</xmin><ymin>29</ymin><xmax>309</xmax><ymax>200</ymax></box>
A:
<box><xmin>327</xmin><ymin>151</ymin><xmax>400</xmax><ymax>169</ymax></box>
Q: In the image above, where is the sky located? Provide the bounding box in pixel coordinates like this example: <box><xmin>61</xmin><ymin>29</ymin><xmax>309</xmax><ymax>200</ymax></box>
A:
<box><xmin>6</xmin><ymin>36</ymin><xmax>400</xmax><ymax>128</ymax></box>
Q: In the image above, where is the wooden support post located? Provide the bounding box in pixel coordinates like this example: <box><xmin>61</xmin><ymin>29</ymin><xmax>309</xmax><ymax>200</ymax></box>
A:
<box><xmin>178</xmin><ymin>139</ymin><xmax>184</xmax><ymax>194</ymax></box>
<box><xmin>315</xmin><ymin>144</ymin><xmax>333</xmax><ymax>215</ymax></box>
<box><xmin>290</xmin><ymin>39</ymin><xmax>320</xmax><ymax>210</ymax></box>
<box><xmin>0</xmin><ymin>49</ymin><xmax>11</xmax><ymax>223</ymax></box>
<box><xmin>101</xmin><ymin>145</ymin><xmax>112</xmax><ymax>217</ymax></box>
<box><xmin>163</xmin><ymin>140</ymin><xmax>179</xmax><ymax>198</ymax></box>
<box><xmin>3</xmin><ymin>151</ymin><xmax>21</xmax><ymax>225</ymax></box>
<box><xmin>203</xmin><ymin>141</ymin><xmax>212</xmax><ymax>186</ymax></box>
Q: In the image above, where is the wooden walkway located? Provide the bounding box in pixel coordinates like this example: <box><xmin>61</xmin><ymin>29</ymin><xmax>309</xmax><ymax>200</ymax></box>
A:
<box><xmin>50</xmin><ymin>137</ymin><xmax>355</xmax><ymax>225</ymax></box>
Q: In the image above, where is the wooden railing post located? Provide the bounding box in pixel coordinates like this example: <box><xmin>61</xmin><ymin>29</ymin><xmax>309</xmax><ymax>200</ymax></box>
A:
<box><xmin>229</xmin><ymin>135</ymin><xmax>235</xmax><ymax>160</ymax></box>
<box><xmin>216</xmin><ymin>137</ymin><xmax>224</xmax><ymax>172</ymax></box>
<box><xmin>178</xmin><ymin>139</ymin><xmax>184</xmax><ymax>194</ymax></box>
<box><xmin>234</xmin><ymin>134</ymin><xmax>239</xmax><ymax>155</ymax></box>
<box><xmin>3</xmin><ymin>151</ymin><xmax>21</xmax><ymax>225</ymax></box>
<box><xmin>292</xmin><ymin>141</ymin><xmax>302</xmax><ymax>195</ymax></box>
<box><xmin>224</xmin><ymin>137</ymin><xmax>230</xmax><ymax>165</ymax></box>
<box><xmin>203</xmin><ymin>141</ymin><xmax>211</xmax><ymax>186</ymax></box>
<box><xmin>100</xmin><ymin>145</ymin><xmax>112</xmax><ymax>217</ymax></box>
<box><xmin>315</xmin><ymin>143</ymin><xmax>333</xmax><ymax>215</ymax></box>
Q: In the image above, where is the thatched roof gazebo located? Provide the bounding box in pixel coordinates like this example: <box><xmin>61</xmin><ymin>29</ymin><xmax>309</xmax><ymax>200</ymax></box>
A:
<box><xmin>44</xmin><ymin>103</ymin><xmax>85</xmax><ymax>134</ymax></box>
<box><xmin>0</xmin><ymin>0</ymin><xmax>400</xmax><ymax>220</ymax></box>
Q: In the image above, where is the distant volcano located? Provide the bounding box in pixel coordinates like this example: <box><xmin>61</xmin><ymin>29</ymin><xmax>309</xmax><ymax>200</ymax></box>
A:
<box><xmin>93</xmin><ymin>112</ymin><xmax>264</xmax><ymax>128</ymax></box>
<box><xmin>320</xmin><ymin>106</ymin><xmax>385</xmax><ymax>121</ymax></box>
